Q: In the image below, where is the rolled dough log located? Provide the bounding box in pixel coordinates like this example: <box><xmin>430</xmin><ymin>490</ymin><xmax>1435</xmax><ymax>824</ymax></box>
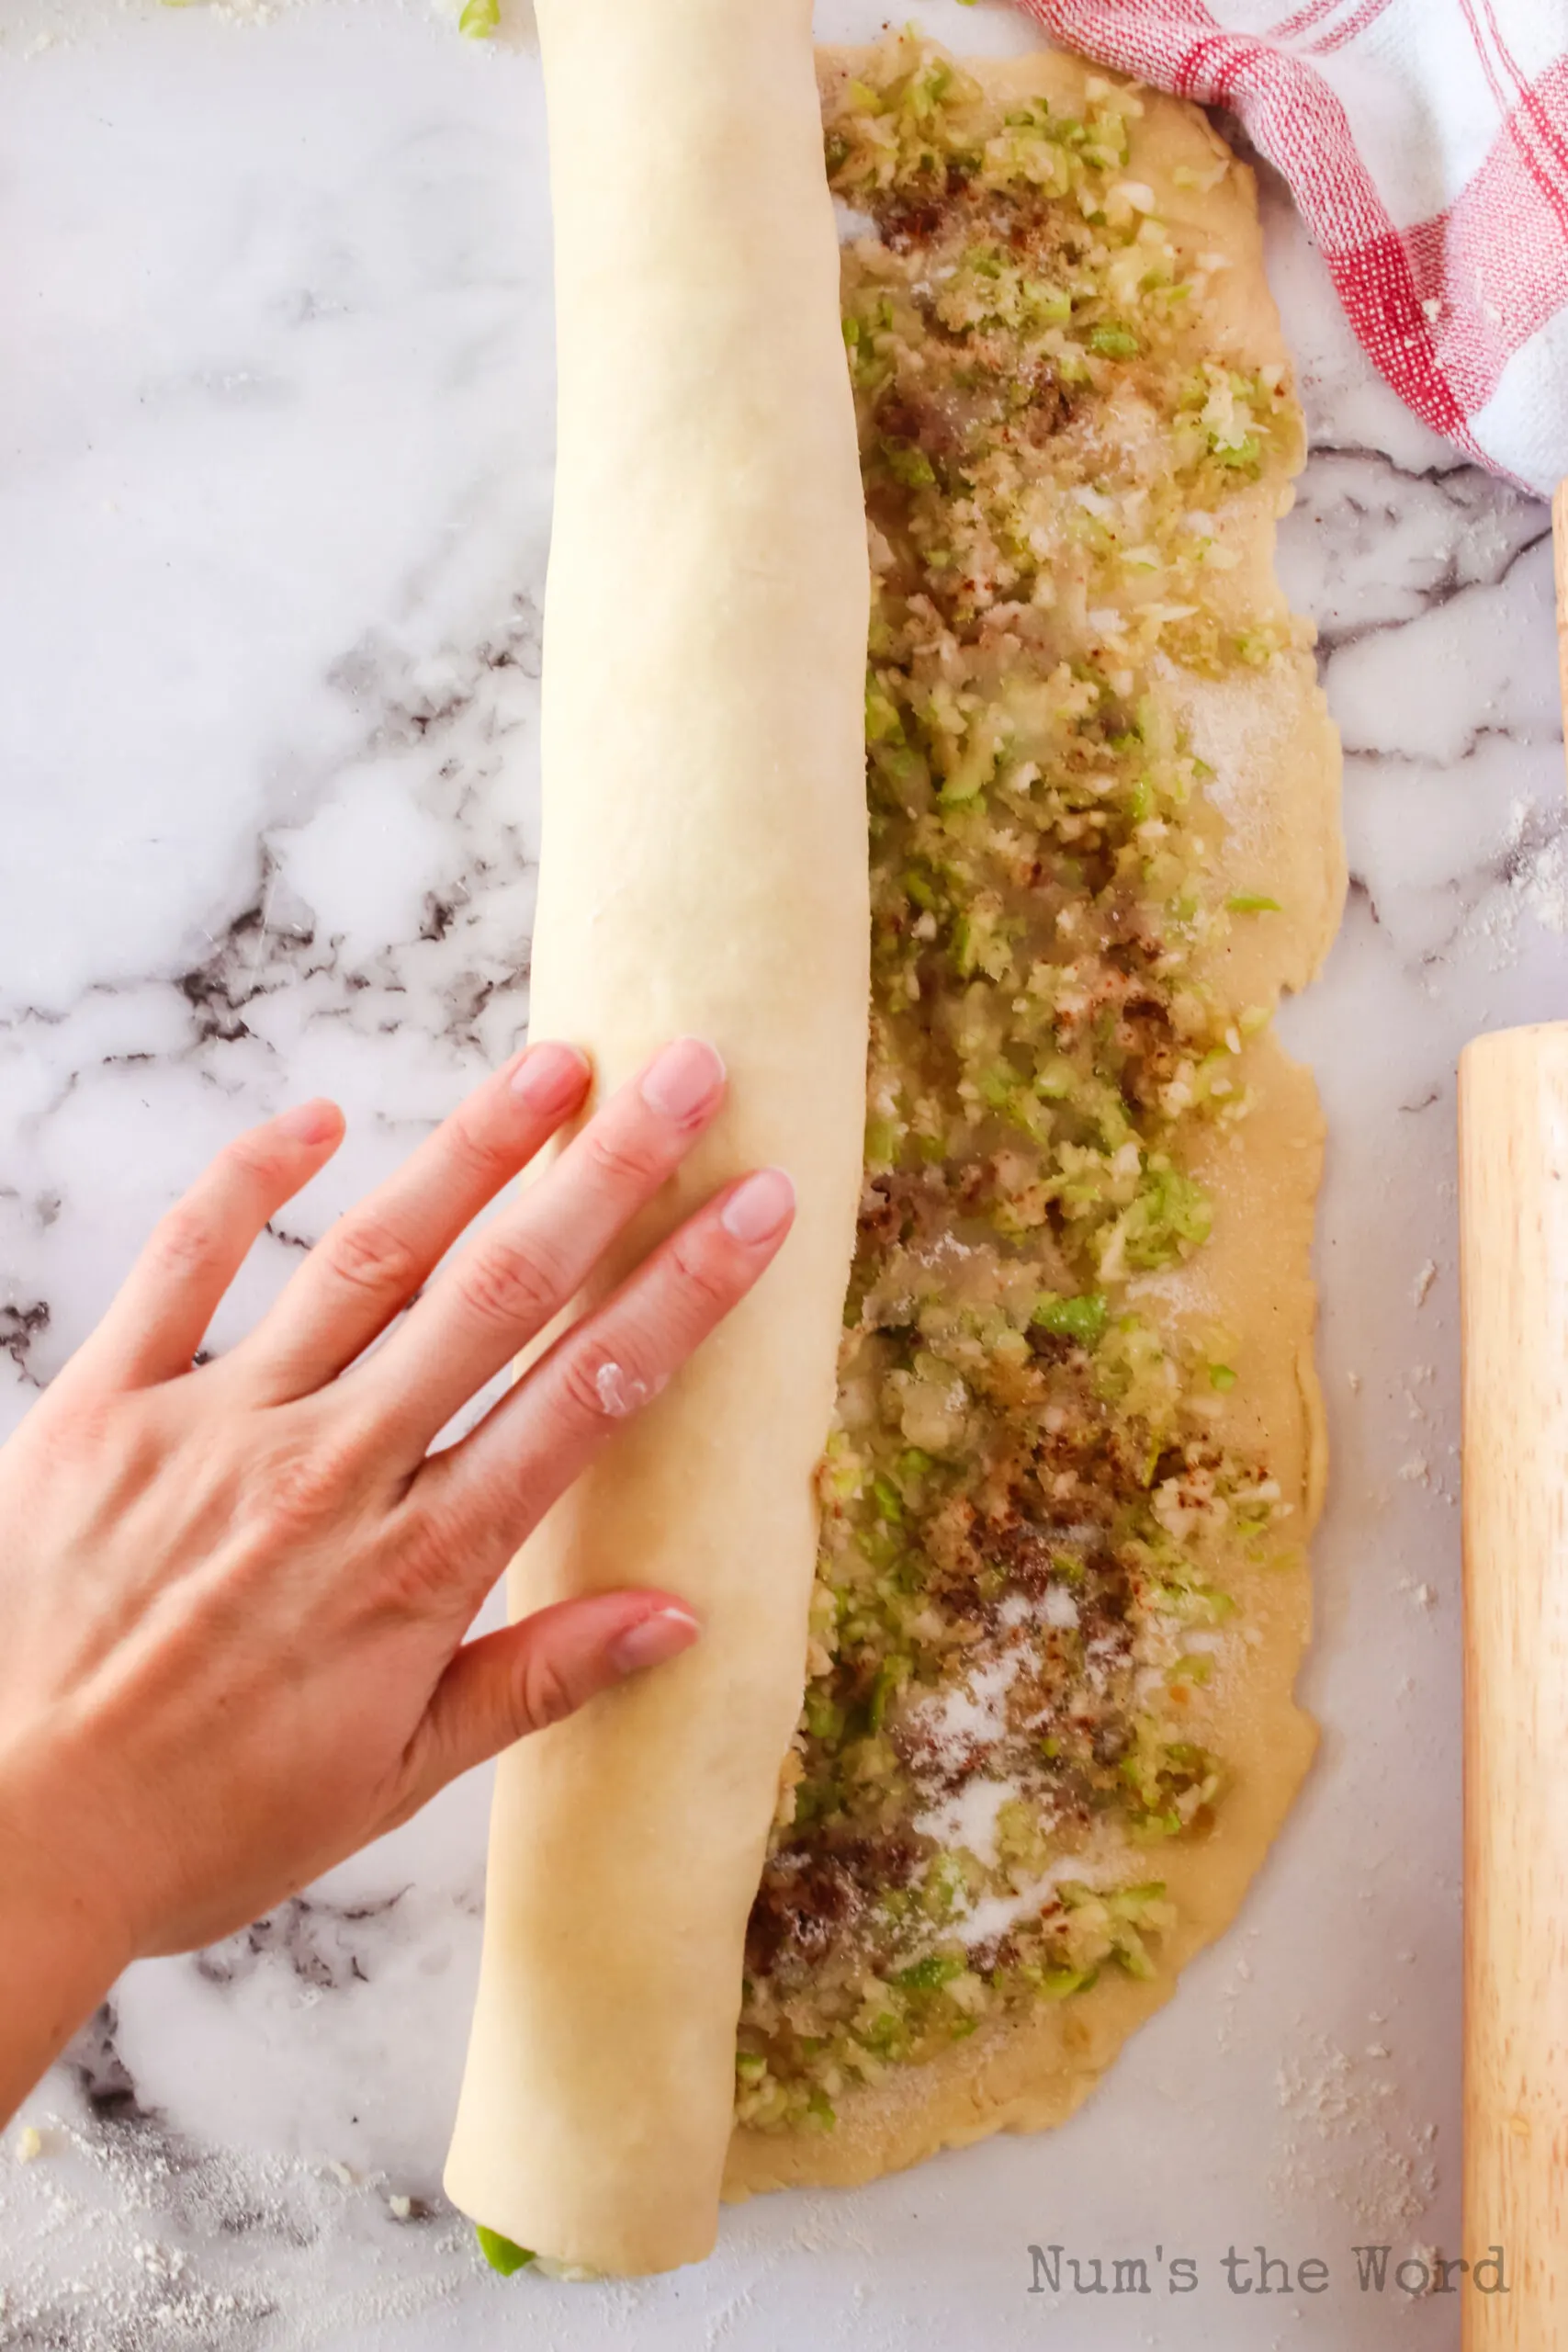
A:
<box><xmin>442</xmin><ymin>0</ymin><xmax>870</xmax><ymax>2279</ymax></box>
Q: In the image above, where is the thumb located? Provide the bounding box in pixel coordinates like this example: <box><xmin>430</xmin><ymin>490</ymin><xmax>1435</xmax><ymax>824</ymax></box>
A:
<box><xmin>398</xmin><ymin>1591</ymin><xmax>701</xmax><ymax>1811</ymax></box>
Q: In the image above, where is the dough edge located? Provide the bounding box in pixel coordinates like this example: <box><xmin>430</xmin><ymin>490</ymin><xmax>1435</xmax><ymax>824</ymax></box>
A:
<box><xmin>724</xmin><ymin>41</ymin><xmax>1345</xmax><ymax>2203</ymax></box>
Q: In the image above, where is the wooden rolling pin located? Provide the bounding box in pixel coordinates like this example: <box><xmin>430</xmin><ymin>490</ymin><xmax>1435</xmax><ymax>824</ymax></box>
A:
<box><xmin>1460</xmin><ymin>480</ymin><xmax>1568</xmax><ymax>2348</ymax></box>
<box><xmin>1461</xmin><ymin>1028</ymin><xmax>1568</xmax><ymax>2345</ymax></box>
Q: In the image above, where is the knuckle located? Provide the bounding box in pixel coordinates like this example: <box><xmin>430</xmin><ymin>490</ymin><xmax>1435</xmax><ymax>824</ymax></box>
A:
<box><xmin>221</xmin><ymin>1130</ymin><xmax>289</xmax><ymax>1188</ymax></box>
<box><xmin>261</xmin><ymin>1457</ymin><xmax>338</xmax><ymax>1534</ymax></box>
<box><xmin>381</xmin><ymin>1505</ymin><xmax>461</xmax><ymax>1617</ymax></box>
<box><xmin>558</xmin><ymin>1347</ymin><xmax>613</xmax><ymax>1424</ymax></box>
<box><xmin>28</xmin><ymin>1388</ymin><xmax>127</xmax><ymax>1484</ymax></box>
<box><xmin>518</xmin><ymin>1646</ymin><xmax>578</xmax><ymax>1733</ymax></box>
<box><xmin>254</xmin><ymin>1422</ymin><xmax>367</xmax><ymax>1536</ymax></box>
<box><xmin>456</xmin><ymin>1231</ymin><xmax>568</xmax><ymax>1334</ymax></box>
<box><xmin>443</xmin><ymin>1105</ymin><xmax>518</xmax><ymax>1192</ymax></box>
<box><xmin>323</xmin><ymin>1214</ymin><xmax>421</xmax><ymax>1306</ymax></box>
<box><xmin>668</xmin><ymin>1227</ymin><xmax>738</xmax><ymax>1317</ymax></box>
<box><xmin>557</xmin><ymin>1337</ymin><xmax>657</xmax><ymax>1427</ymax></box>
<box><xmin>581</xmin><ymin>1123</ymin><xmax>664</xmax><ymax>1193</ymax></box>
<box><xmin>148</xmin><ymin>1204</ymin><xmax>226</xmax><ymax>1289</ymax></box>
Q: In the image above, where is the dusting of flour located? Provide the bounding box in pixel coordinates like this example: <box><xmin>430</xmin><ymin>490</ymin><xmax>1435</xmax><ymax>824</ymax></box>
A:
<box><xmin>0</xmin><ymin>2098</ymin><xmax>486</xmax><ymax>2352</ymax></box>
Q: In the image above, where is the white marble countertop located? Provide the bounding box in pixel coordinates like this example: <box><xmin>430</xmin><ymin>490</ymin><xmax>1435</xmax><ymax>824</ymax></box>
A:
<box><xmin>1</xmin><ymin>3</ymin><xmax>1562</xmax><ymax>2346</ymax></box>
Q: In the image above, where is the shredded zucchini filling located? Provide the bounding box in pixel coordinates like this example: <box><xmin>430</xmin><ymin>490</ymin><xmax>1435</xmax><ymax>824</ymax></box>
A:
<box><xmin>735</xmin><ymin>37</ymin><xmax>1305</xmax><ymax>2134</ymax></box>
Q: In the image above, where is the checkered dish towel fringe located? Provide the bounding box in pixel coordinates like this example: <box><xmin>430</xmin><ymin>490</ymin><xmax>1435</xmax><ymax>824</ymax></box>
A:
<box><xmin>1021</xmin><ymin>0</ymin><xmax>1568</xmax><ymax>497</ymax></box>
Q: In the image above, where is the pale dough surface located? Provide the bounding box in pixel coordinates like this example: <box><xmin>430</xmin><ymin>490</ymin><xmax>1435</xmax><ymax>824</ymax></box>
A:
<box><xmin>723</xmin><ymin>48</ymin><xmax>1345</xmax><ymax>2202</ymax></box>
<box><xmin>442</xmin><ymin>0</ymin><xmax>870</xmax><ymax>2278</ymax></box>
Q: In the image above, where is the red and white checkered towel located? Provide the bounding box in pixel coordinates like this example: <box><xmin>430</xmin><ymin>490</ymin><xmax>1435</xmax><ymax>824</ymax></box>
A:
<box><xmin>1021</xmin><ymin>0</ymin><xmax>1568</xmax><ymax>497</ymax></box>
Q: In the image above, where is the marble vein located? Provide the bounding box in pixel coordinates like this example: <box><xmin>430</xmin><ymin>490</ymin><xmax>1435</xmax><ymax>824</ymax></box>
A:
<box><xmin>0</xmin><ymin>5</ymin><xmax>1562</xmax><ymax>2349</ymax></box>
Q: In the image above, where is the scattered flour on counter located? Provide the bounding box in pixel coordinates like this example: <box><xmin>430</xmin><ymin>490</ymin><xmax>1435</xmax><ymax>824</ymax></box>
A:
<box><xmin>1460</xmin><ymin>797</ymin><xmax>1568</xmax><ymax>971</ymax></box>
<box><xmin>0</xmin><ymin>0</ymin><xmax>506</xmax><ymax>51</ymax></box>
<box><xmin>1269</xmin><ymin>2036</ymin><xmax>1441</xmax><ymax>2236</ymax></box>
<box><xmin>1516</xmin><ymin>811</ymin><xmax>1568</xmax><ymax>933</ymax></box>
<box><xmin>0</xmin><ymin>2098</ymin><xmax>485</xmax><ymax>2352</ymax></box>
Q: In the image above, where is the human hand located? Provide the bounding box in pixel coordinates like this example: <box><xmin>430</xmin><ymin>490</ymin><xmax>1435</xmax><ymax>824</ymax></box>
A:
<box><xmin>0</xmin><ymin>1037</ymin><xmax>793</xmax><ymax>2015</ymax></box>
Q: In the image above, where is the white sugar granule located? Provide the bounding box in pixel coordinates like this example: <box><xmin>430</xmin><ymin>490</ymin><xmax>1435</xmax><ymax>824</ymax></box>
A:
<box><xmin>999</xmin><ymin>1584</ymin><xmax>1081</xmax><ymax>1633</ymax></box>
<box><xmin>907</xmin><ymin>1650</ymin><xmax>1029</xmax><ymax>1866</ymax></box>
<box><xmin>915</xmin><ymin>1774</ymin><xmax>1016</xmax><ymax>1871</ymax></box>
<box><xmin>905</xmin><ymin>1649</ymin><xmax>1021</xmax><ymax>1776</ymax></box>
<box><xmin>954</xmin><ymin>1854</ymin><xmax>1113</xmax><ymax>1951</ymax></box>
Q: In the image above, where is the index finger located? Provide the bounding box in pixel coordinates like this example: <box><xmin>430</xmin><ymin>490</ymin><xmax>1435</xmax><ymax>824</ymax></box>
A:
<box><xmin>409</xmin><ymin>1165</ymin><xmax>797</xmax><ymax>1589</ymax></box>
<box><xmin>350</xmin><ymin>1036</ymin><xmax>728</xmax><ymax>1453</ymax></box>
<box><xmin>237</xmin><ymin>1040</ymin><xmax>592</xmax><ymax>1400</ymax></box>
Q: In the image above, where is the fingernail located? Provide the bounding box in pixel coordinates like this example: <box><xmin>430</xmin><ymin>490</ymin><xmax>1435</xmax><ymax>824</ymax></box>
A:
<box><xmin>608</xmin><ymin>1605</ymin><xmax>701</xmax><ymax>1679</ymax></box>
<box><xmin>276</xmin><ymin>1099</ymin><xmax>340</xmax><ymax>1146</ymax></box>
<box><xmin>639</xmin><ymin>1037</ymin><xmax>726</xmax><ymax>1125</ymax></box>
<box><xmin>720</xmin><ymin>1167</ymin><xmax>795</xmax><ymax>1246</ymax></box>
<box><xmin>510</xmin><ymin>1040</ymin><xmax>591</xmax><ymax>1114</ymax></box>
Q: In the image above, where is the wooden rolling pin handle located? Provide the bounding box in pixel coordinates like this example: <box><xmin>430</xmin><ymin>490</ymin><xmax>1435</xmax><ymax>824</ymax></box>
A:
<box><xmin>1461</xmin><ymin>1024</ymin><xmax>1568</xmax><ymax>2350</ymax></box>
